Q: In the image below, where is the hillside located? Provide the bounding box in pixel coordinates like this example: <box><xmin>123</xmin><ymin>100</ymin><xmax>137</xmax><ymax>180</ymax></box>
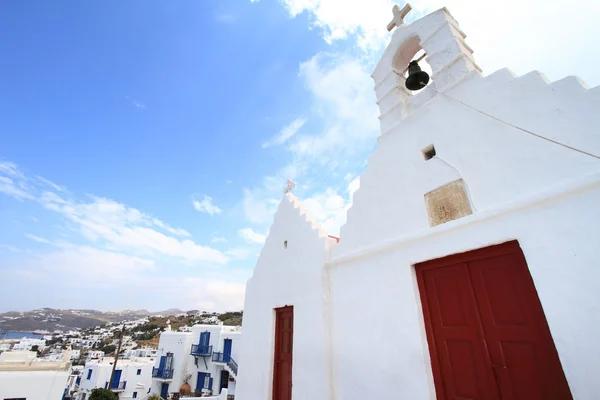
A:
<box><xmin>0</xmin><ymin>308</ymin><xmax>187</xmax><ymax>331</ymax></box>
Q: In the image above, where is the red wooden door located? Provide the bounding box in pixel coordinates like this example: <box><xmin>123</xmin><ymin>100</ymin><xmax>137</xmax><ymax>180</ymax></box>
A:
<box><xmin>416</xmin><ymin>241</ymin><xmax>572</xmax><ymax>400</ymax></box>
<box><xmin>273</xmin><ymin>306</ymin><xmax>293</xmax><ymax>400</ymax></box>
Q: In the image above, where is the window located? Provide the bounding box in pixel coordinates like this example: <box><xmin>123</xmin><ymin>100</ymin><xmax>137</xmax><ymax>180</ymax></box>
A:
<box><xmin>137</xmin><ymin>369</ymin><xmax>141</xmax><ymax>375</ymax></box>
<box><xmin>422</xmin><ymin>144</ymin><xmax>436</xmax><ymax>160</ymax></box>
<box><xmin>87</xmin><ymin>369</ymin><xmax>92</xmax><ymax>379</ymax></box>
<box><xmin>132</xmin><ymin>393</ymin><xmax>138</xmax><ymax>399</ymax></box>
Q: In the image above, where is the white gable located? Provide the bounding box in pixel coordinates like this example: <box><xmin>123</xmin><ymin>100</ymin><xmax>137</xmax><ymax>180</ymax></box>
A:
<box><xmin>236</xmin><ymin>194</ymin><xmax>333</xmax><ymax>400</ymax></box>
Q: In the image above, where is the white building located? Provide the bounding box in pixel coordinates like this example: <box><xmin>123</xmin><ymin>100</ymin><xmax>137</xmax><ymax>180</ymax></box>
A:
<box><xmin>236</xmin><ymin>4</ymin><xmax>600</xmax><ymax>400</ymax></box>
<box><xmin>0</xmin><ymin>350</ymin><xmax>71</xmax><ymax>400</ymax></box>
<box><xmin>86</xmin><ymin>350</ymin><xmax>104</xmax><ymax>362</ymax></box>
<box><xmin>151</xmin><ymin>324</ymin><xmax>241</xmax><ymax>399</ymax></box>
<box><xmin>11</xmin><ymin>337</ymin><xmax>46</xmax><ymax>351</ymax></box>
<box><xmin>123</xmin><ymin>348</ymin><xmax>158</xmax><ymax>359</ymax></box>
<box><xmin>76</xmin><ymin>355</ymin><xmax>156</xmax><ymax>400</ymax></box>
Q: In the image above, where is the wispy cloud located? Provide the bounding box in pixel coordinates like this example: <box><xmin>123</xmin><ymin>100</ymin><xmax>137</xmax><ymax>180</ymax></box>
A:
<box><xmin>192</xmin><ymin>196</ymin><xmax>223</xmax><ymax>216</ymax></box>
<box><xmin>262</xmin><ymin>117</ymin><xmax>307</xmax><ymax>148</ymax></box>
<box><xmin>211</xmin><ymin>236</ymin><xmax>228</xmax><ymax>244</ymax></box>
<box><xmin>0</xmin><ymin>162</ymin><xmax>228</xmax><ymax>265</ymax></box>
<box><xmin>215</xmin><ymin>13</ymin><xmax>237</xmax><ymax>23</ymax></box>
<box><xmin>125</xmin><ymin>96</ymin><xmax>147</xmax><ymax>109</ymax></box>
<box><xmin>238</xmin><ymin>228</ymin><xmax>267</xmax><ymax>244</ymax></box>
<box><xmin>25</xmin><ymin>234</ymin><xmax>51</xmax><ymax>244</ymax></box>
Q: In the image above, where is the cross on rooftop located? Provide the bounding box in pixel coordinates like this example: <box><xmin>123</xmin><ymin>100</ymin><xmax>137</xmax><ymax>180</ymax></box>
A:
<box><xmin>284</xmin><ymin>179</ymin><xmax>296</xmax><ymax>194</ymax></box>
<box><xmin>387</xmin><ymin>3</ymin><xmax>412</xmax><ymax>32</ymax></box>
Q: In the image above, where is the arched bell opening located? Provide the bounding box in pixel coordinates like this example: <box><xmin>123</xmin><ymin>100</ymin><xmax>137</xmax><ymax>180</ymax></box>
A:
<box><xmin>391</xmin><ymin>36</ymin><xmax>433</xmax><ymax>94</ymax></box>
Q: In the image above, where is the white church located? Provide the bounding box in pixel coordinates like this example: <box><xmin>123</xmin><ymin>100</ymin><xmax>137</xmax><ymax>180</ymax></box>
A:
<box><xmin>236</xmin><ymin>4</ymin><xmax>600</xmax><ymax>400</ymax></box>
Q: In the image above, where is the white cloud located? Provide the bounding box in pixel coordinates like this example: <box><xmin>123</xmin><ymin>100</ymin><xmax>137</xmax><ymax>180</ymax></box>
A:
<box><xmin>290</xmin><ymin>53</ymin><xmax>379</xmax><ymax>166</ymax></box>
<box><xmin>211</xmin><ymin>236</ymin><xmax>228</xmax><ymax>244</ymax></box>
<box><xmin>124</xmin><ymin>96</ymin><xmax>147</xmax><ymax>109</ymax></box>
<box><xmin>302</xmin><ymin>178</ymin><xmax>359</xmax><ymax>235</ymax></box>
<box><xmin>242</xmin><ymin>188</ymin><xmax>279</xmax><ymax>225</ymax></box>
<box><xmin>36</xmin><ymin>176</ymin><xmax>65</xmax><ymax>192</ymax></box>
<box><xmin>193</xmin><ymin>196</ymin><xmax>223</xmax><ymax>216</ymax></box>
<box><xmin>278</xmin><ymin>0</ymin><xmax>395</xmax><ymax>51</ymax></box>
<box><xmin>238</xmin><ymin>228</ymin><xmax>267</xmax><ymax>244</ymax></box>
<box><xmin>25</xmin><ymin>234</ymin><xmax>51</xmax><ymax>244</ymax></box>
<box><xmin>226</xmin><ymin>247</ymin><xmax>252</xmax><ymax>260</ymax></box>
<box><xmin>262</xmin><ymin>117</ymin><xmax>307</xmax><ymax>148</ymax></box>
<box><xmin>0</xmin><ymin>162</ymin><xmax>228</xmax><ymax>265</ymax></box>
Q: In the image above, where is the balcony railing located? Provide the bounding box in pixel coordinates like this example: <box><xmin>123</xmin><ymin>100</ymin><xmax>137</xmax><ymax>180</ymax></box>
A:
<box><xmin>152</xmin><ymin>367</ymin><xmax>174</xmax><ymax>379</ymax></box>
<box><xmin>212</xmin><ymin>351</ymin><xmax>230</xmax><ymax>363</ymax></box>
<box><xmin>106</xmin><ymin>381</ymin><xmax>127</xmax><ymax>391</ymax></box>
<box><xmin>228</xmin><ymin>357</ymin><xmax>238</xmax><ymax>376</ymax></box>
<box><xmin>190</xmin><ymin>344</ymin><xmax>213</xmax><ymax>357</ymax></box>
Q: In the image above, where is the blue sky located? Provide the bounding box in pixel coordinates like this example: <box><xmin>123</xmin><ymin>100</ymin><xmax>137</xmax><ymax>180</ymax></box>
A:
<box><xmin>1</xmin><ymin>0</ymin><xmax>598</xmax><ymax>313</ymax></box>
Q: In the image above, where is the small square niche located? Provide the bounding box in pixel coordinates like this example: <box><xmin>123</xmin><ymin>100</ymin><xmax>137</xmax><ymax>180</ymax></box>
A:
<box><xmin>422</xmin><ymin>144</ymin><xmax>436</xmax><ymax>160</ymax></box>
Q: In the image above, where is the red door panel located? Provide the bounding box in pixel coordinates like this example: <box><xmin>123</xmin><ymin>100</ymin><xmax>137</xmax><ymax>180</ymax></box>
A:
<box><xmin>418</xmin><ymin>263</ymin><xmax>498</xmax><ymax>400</ymax></box>
<box><xmin>273</xmin><ymin>306</ymin><xmax>293</xmax><ymax>400</ymax></box>
<box><xmin>416</xmin><ymin>241</ymin><xmax>572</xmax><ymax>400</ymax></box>
<box><xmin>469</xmin><ymin>251</ymin><xmax>572</xmax><ymax>400</ymax></box>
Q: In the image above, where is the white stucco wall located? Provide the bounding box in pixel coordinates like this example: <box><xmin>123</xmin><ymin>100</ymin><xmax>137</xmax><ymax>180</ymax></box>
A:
<box><xmin>327</xmin><ymin>7</ymin><xmax>600</xmax><ymax>400</ymax></box>
<box><xmin>235</xmin><ymin>196</ymin><xmax>333</xmax><ymax>400</ymax></box>
<box><xmin>237</xmin><ymin>5</ymin><xmax>600</xmax><ymax>400</ymax></box>
<box><xmin>0</xmin><ymin>369</ymin><xmax>69</xmax><ymax>400</ymax></box>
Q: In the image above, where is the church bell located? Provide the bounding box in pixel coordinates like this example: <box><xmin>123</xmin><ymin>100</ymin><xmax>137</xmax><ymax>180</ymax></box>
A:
<box><xmin>405</xmin><ymin>60</ymin><xmax>430</xmax><ymax>91</ymax></box>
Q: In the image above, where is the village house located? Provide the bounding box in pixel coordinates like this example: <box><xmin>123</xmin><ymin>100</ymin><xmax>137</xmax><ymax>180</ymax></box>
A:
<box><xmin>235</xmin><ymin>3</ymin><xmax>600</xmax><ymax>400</ymax></box>
<box><xmin>0</xmin><ymin>350</ymin><xmax>71</xmax><ymax>399</ymax></box>
<box><xmin>151</xmin><ymin>324</ymin><xmax>240</xmax><ymax>399</ymax></box>
<box><xmin>75</xmin><ymin>354</ymin><xmax>156</xmax><ymax>400</ymax></box>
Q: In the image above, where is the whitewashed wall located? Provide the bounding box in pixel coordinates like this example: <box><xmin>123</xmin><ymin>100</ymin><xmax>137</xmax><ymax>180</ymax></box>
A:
<box><xmin>327</xmin><ymin>7</ymin><xmax>600</xmax><ymax>400</ymax></box>
<box><xmin>237</xmin><ymin>6</ymin><xmax>600</xmax><ymax>400</ymax></box>
<box><xmin>0</xmin><ymin>369</ymin><xmax>69</xmax><ymax>400</ymax></box>
<box><xmin>235</xmin><ymin>195</ymin><xmax>333</xmax><ymax>400</ymax></box>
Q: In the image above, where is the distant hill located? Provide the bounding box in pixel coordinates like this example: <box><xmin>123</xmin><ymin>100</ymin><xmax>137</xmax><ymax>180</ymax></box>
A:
<box><xmin>0</xmin><ymin>308</ymin><xmax>188</xmax><ymax>331</ymax></box>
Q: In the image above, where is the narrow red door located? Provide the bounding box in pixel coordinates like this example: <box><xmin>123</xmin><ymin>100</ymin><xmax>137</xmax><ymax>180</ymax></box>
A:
<box><xmin>416</xmin><ymin>241</ymin><xmax>572</xmax><ymax>400</ymax></box>
<box><xmin>273</xmin><ymin>306</ymin><xmax>293</xmax><ymax>400</ymax></box>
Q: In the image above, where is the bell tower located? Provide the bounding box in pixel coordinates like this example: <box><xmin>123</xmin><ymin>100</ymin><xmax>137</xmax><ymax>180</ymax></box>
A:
<box><xmin>373</xmin><ymin>4</ymin><xmax>481</xmax><ymax>136</ymax></box>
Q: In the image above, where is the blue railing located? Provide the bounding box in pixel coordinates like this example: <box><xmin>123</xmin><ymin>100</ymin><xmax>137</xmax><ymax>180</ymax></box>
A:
<box><xmin>228</xmin><ymin>357</ymin><xmax>238</xmax><ymax>376</ymax></box>
<box><xmin>190</xmin><ymin>344</ymin><xmax>213</xmax><ymax>357</ymax></box>
<box><xmin>111</xmin><ymin>381</ymin><xmax>127</xmax><ymax>390</ymax></box>
<box><xmin>152</xmin><ymin>367</ymin><xmax>174</xmax><ymax>379</ymax></box>
<box><xmin>212</xmin><ymin>351</ymin><xmax>230</xmax><ymax>363</ymax></box>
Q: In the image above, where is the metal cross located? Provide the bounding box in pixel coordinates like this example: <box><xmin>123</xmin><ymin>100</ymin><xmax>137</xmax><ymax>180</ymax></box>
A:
<box><xmin>387</xmin><ymin>3</ymin><xmax>412</xmax><ymax>32</ymax></box>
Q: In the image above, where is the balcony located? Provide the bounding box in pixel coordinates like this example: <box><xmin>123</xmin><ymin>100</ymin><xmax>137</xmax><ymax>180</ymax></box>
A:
<box><xmin>190</xmin><ymin>344</ymin><xmax>213</xmax><ymax>357</ymax></box>
<box><xmin>212</xmin><ymin>352</ymin><xmax>230</xmax><ymax>363</ymax></box>
<box><xmin>152</xmin><ymin>367</ymin><xmax>174</xmax><ymax>380</ymax></box>
<box><xmin>105</xmin><ymin>381</ymin><xmax>127</xmax><ymax>391</ymax></box>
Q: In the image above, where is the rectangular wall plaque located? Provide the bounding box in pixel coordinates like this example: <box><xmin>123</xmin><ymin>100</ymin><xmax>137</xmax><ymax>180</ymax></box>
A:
<box><xmin>425</xmin><ymin>179</ymin><xmax>473</xmax><ymax>227</ymax></box>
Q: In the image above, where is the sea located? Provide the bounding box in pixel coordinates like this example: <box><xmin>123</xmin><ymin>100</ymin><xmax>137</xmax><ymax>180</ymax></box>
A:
<box><xmin>1</xmin><ymin>331</ymin><xmax>45</xmax><ymax>339</ymax></box>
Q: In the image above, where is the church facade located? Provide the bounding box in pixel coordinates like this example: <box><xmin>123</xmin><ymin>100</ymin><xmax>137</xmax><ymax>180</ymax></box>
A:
<box><xmin>236</xmin><ymin>4</ymin><xmax>600</xmax><ymax>400</ymax></box>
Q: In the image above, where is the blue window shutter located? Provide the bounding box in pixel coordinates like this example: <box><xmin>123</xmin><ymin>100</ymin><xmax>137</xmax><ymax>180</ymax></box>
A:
<box><xmin>209</xmin><ymin>376</ymin><xmax>213</xmax><ymax>390</ymax></box>
<box><xmin>197</xmin><ymin>372</ymin><xmax>207</xmax><ymax>390</ymax></box>
<box><xmin>87</xmin><ymin>369</ymin><xmax>92</xmax><ymax>379</ymax></box>
<box><xmin>137</xmin><ymin>369</ymin><xmax>141</xmax><ymax>375</ymax></box>
<box><xmin>133</xmin><ymin>392</ymin><xmax>137</xmax><ymax>398</ymax></box>
<box><xmin>159</xmin><ymin>355</ymin><xmax>166</xmax><ymax>369</ymax></box>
